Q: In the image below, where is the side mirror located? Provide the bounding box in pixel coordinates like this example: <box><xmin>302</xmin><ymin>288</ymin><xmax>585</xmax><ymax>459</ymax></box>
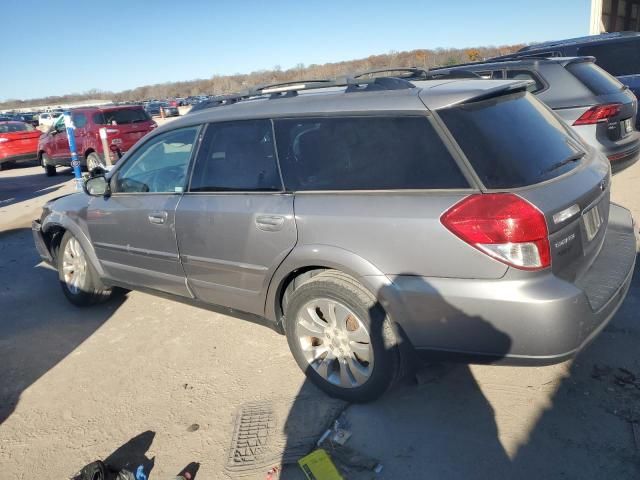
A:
<box><xmin>83</xmin><ymin>175</ymin><xmax>111</xmax><ymax>197</ymax></box>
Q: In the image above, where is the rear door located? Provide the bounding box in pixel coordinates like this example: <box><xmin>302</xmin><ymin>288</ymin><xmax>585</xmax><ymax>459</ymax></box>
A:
<box><xmin>175</xmin><ymin>119</ymin><xmax>297</xmax><ymax>315</ymax></box>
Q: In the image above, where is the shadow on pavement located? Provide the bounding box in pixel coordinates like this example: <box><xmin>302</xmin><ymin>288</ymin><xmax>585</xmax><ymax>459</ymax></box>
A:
<box><xmin>0</xmin><ymin>166</ymin><xmax>73</xmax><ymax>209</ymax></box>
<box><xmin>277</xmin><ymin>275</ymin><xmax>512</xmax><ymax>479</ymax></box>
<box><xmin>0</xmin><ymin>227</ymin><xmax>126</xmax><ymax>425</ymax></box>
<box><xmin>275</xmin><ymin>265</ymin><xmax>640</xmax><ymax>479</ymax></box>
<box><xmin>103</xmin><ymin>430</ymin><xmax>156</xmax><ymax>475</ymax></box>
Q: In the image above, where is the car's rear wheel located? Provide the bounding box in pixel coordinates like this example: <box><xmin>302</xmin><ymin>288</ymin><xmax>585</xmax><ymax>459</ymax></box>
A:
<box><xmin>57</xmin><ymin>231</ymin><xmax>113</xmax><ymax>306</ymax></box>
<box><xmin>42</xmin><ymin>153</ymin><xmax>56</xmax><ymax>176</ymax></box>
<box><xmin>284</xmin><ymin>270</ymin><xmax>400</xmax><ymax>402</ymax></box>
<box><xmin>86</xmin><ymin>152</ymin><xmax>104</xmax><ymax>172</ymax></box>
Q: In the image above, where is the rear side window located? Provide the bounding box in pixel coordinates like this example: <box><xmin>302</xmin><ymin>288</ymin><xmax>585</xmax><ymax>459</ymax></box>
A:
<box><xmin>578</xmin><ymin>39</ymin><xmax>640</xmax><ymax>76</ymax></box>
<box><xmin>505</xmin><ymin>70</ymin><xmax>545</xmax><ymax>93</ymax></box>
<box><xmin>94</xmin><ymin>108</ymin><xmax>150</xmax><ymax>125</ymax></box>
<box><xmin>273</xmin><ymin>116</ymin><xmax>468</xmax><ymax>191</ymax></box>
<box><xmin>438</xmin><ymin>92</ymin><xmax>585</xmax><ymax>189</ymax></box>
<box><xmin>565</xmin><ymin>61</ymin><xmax>624</xmax><ymax>95</ymax></box>
<box><xmin>72</xmin><ymin>113</ymin><xmax>88</xmax><ymax>128</ymax></box>
<box><xmin>189</xmin><ymin>120</ymin><xmax>281</xmax><ymax>192</ymax></box>
<box><xmin>0</xmin><ymin>122</ymin><xmax>34</xmax><ymax>133</ymax></box>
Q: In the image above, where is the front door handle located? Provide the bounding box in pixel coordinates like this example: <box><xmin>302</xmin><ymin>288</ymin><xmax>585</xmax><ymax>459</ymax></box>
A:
<box><xmin>256</xmin><ymin>214</ymin><xmax>285</xmax><ymax>232</ymax></box>
<box><xmin>148</xmin><ymin>211</ymin><xmax>168</xmax><ymax>225</ymax></box>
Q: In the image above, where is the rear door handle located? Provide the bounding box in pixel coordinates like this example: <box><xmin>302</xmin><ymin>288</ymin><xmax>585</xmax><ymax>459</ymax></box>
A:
<box><xmin>148</xmin><ymin>211</ymin><xmax>168</xmax><ymax>225</ymax></box>
<box><xmin>256</xmin><ymin>214</ymin><xmax>285</xmax><ymax>231</ymax></box>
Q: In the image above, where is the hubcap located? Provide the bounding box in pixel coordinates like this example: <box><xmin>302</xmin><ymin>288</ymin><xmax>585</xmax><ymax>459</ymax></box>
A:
<box><xmin>62</xmin><ymin>237</ymin><xmax>87</xmax><ymax>295</ymax></box>
<box><xmin>296</xmin><ymin>298</ymin><xmax>374</xmax><ymax>388</ymax></box>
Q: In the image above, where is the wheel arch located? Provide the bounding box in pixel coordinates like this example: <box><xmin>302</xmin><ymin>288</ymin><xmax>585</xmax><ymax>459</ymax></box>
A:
<box><xmin>41</xmin><ymin>215</ymin><xmax>106</xmax><ymax>278</ymax></box>
<box><xmin>265</xmin><ymin>245</ymin><xmax>410</xmax><ymax>334</ymax></box>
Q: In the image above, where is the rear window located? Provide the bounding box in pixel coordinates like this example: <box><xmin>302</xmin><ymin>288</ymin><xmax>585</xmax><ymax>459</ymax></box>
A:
<box><xmin>273</xmin><ymin>116</ymin><xmax>469</xmax><ymax>191</ymax></box>
<box><xmin>578</xmin><ymin>39</ymin><xmax>640</xmax><ymax>76</ymax></box>
<box><xmin>94</xmin><ymin>108</ymin><xmax>150</xmax><ymax>125</ymax></box>
<box><xmin>438</xmin><ymin>92</ymin><xmax>585</xmax><ymax>189</ymax></box>
<box><xmin>566</xmin><ymin>61</ymin><xmax>624</xmax><ymax>95</ymax></box>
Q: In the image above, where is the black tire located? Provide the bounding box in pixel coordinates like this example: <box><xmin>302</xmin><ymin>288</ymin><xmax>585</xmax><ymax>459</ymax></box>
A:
<box><xmin>284</xmin><ymin>270</ymin><xmax>401</xmax><ymax>402</ymax></box>
<box><xmin>86</xmin><ymin>152</ymin><xmax>104</xmax><ymax>172</ymax></box>
<box><xmin>42</xmin><ymin>153</ymin><xmax>56</xmax><ymax>176</ymax></box>
<box><xmin>57</xmin><ymin>231</ymin><xmax>113</xmax><ymax>306</ymax></box>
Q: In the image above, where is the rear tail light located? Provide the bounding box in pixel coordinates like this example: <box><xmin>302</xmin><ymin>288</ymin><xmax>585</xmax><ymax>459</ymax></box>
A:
<box><xmin>441</xmin><ymin>193</ymin><xmax>551</xmax><ymax>271</ymax></box>
<box><xmin>573</xmin><ymin>103</ymin><xmax>622</xmax><ymax>125</ymax></box>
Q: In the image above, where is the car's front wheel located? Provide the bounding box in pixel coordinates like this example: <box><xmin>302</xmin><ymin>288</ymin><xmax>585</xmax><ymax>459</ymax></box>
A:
<box><xmin>284</xmin><ymin>270</ymin><xmax>400</xmax><ymax>402</ymax></box>
<box><xmin>42</xmin><ymin>153</ymin><xmax>56</xmax><ymax>177</ymax></box>
<box><xmin>57</xmin><ymin>231</ymin><xmax>113</xmax><ymax>306</ymax></box>
<box><xmin>86</xmin><ymin>152</ymin><xmax>104</xmax><ymax>172</ymax></box>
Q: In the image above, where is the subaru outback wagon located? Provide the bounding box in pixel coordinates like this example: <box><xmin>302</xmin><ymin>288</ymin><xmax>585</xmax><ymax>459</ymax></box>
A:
<box><xmin>33</xmin><ymin>76</ymin><xmax>637</xmax><ymax>402</ymax></box>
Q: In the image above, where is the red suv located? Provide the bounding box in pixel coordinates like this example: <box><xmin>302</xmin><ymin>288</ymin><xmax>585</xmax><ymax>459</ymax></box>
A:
<box><xmin>38</xmin><ymin>105</ymin><xmax>157</xmax><ymax>176</ymax></box>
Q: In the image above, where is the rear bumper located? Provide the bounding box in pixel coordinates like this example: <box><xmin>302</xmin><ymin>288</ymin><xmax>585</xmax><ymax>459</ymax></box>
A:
<box><xmin>387</xmin><ymin>203</ymin><xmax>637</xmax><ymax>365</ymax></box>
<box><xmin>0</xmin><ymin>152</ymin><xmax>38</xmax><ymax>163</ymax></box>
<box><xmin>608</xmin><ymin>143</ymin><xmax>640</xmax><ymax>174</ymax></box>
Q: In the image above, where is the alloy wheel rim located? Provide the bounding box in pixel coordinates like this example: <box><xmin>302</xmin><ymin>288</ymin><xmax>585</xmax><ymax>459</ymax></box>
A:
<box><xmin>296</xmin><ymin>298</ymin><xmax>374</xmax><ymax>388</ymax></box>
<box><xmin>87</xmin><ymin>155</ymin><xmax>100</xmax><ymax>171</ymax></box>
<box><xmin>62</xmin><ymin>237</ymin><xmax>87</xmax><ymax>295</ymax></box>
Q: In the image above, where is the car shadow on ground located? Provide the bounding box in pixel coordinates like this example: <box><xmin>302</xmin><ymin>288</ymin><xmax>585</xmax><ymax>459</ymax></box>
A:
<box><xmin>0</xmin><ymin>165</ymin><xmax>73</xmax><ymax>210</ymax></box>
<box><xmin>276</xmin><ymin>263</ymin><xmax>640</xmax><ymax>479</ymax></box>
<box><xmin>0</xmin><ymin>227</ymin><xmax>126</xmax><ymax>425</ymax></box>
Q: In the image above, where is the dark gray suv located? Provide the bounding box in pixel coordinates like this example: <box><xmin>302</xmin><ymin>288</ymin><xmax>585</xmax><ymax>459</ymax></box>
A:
<box><xmin>32</xmin><ymin>77</ymin><xmax>637</xmax><ymax>402</ymax></box>
<box><xmin>430</xmin><ymin>57</ymin><xmax>640</xmax><ymax>174</ymax></box>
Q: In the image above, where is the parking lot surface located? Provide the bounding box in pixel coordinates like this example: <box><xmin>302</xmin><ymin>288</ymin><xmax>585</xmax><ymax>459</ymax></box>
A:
<box><xmin>0</xmin><ymin>155</ymin><xmax>639</xmax><ymax>478</ymax></box>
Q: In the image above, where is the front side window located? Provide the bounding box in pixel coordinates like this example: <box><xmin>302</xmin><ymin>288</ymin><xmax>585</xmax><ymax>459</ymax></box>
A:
<box><xmin>273</xmin><ymin>116</ymin><xmax>468</xmax><ymax>191</ymax></box>
<box><xmin>189</xmin><ymin>120</ymin><xmax>281</xmax><ymax>192</ymax></box>
<box><xmin>113</xmin><ymin>126</ymin><xmax>199</xmax><ymax>193</ymax></box>
<box><xmin>72</xmin><ymin>113</ymin><xmax>88</xmax><ymax>128</ymax></box>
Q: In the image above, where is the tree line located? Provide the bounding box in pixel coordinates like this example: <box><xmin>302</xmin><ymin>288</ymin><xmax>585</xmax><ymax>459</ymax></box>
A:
<box><xmin>1</xmin><ymin>44</ymin><xmax>522</xmax><ymax>109</ymax></box>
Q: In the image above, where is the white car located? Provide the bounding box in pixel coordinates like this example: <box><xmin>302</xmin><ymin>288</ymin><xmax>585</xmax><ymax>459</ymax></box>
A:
<box><xmin>38</xmin><ymin>112</ymin><xmax>61</xmax><ymax>128</ymax></box>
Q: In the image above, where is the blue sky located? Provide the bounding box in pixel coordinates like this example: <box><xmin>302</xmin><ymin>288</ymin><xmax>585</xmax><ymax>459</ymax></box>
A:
<box><xmin>0</xmin><ymin>0</ymin><xmax>591</xmax><ymax>101</ymax></box>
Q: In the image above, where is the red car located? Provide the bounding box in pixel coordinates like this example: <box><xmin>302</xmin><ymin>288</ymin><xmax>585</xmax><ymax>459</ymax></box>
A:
<box><xmin>0</xmin><ymin>121</ymin><xmax>41</xmax><ymax>170</ymax></box>
<box><xmin>38</xmin><ymin>105</ymin><xmax>157</xmax><ymax>176</ymax></box>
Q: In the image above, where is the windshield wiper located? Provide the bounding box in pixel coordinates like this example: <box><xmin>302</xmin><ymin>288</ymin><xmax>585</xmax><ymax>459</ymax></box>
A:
<box><xmin>543</xmin><ymin>151</ymin><xmax>585</xmax><ymax>174</ymax></box>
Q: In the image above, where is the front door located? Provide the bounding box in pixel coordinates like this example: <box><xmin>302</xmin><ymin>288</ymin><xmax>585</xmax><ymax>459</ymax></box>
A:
<box><xmin>175</xmin><ymin>120</ymin><xmax>297</xmax><ymax>315</ymax></box>
<box><xmin>87</xmin><ymin>125</ymin><xmax>201</xmax><ymax>296</ymax></box>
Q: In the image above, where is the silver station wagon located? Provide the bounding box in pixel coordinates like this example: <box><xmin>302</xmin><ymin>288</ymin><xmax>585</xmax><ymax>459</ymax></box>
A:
<box><xmin>33</xmin><ymin>76</ymin><xmax>637</xmax><ymax>401</ymax></box>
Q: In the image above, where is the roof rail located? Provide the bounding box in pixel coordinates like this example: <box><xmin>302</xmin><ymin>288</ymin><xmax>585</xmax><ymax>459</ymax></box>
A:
<box><xmin>352</xmin><ymin>67</ymin><xmax>429</xmax><ymax>80</ymax></box>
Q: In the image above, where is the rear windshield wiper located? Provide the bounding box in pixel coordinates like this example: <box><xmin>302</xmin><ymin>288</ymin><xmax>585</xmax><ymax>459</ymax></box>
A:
<box><xmin>543</xmin><ymin>151</ymin><xmax>585</xmax><ymax>174</ymax></box>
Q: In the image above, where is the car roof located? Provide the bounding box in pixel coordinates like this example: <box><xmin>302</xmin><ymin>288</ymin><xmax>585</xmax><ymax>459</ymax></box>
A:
<box><xmin>158</xmin><ymin>78</ymin><xmax>529</xmax><ymax>133</ymax></box>
<box><xmin>518</xmin><ymin>31</ymin><xmax>640</xmax><ymax>52</ymax></box>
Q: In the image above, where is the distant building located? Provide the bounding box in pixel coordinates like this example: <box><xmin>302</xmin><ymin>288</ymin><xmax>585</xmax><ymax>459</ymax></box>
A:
<box><xmin>591</xmin><ymin>0</ymin><xmax>640</xmax><ymax>33</ymax></box>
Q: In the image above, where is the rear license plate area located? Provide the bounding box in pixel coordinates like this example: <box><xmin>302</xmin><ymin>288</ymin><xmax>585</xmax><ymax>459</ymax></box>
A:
<box><xmin>622</xmin><ymin>118</ymin><xmax>633</xmax><ymax>135</ymax></box>
<box><xmin>583</xmin><ymin>204</ymin><xmax>603</xmax><ymax>242</ymax></box>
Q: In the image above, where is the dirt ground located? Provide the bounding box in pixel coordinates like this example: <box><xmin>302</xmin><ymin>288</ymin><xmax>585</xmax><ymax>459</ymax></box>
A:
<box><xmin>0</xmin><ymin>143</ymin><xmax>639</xmax><ymax>479</ymax></box>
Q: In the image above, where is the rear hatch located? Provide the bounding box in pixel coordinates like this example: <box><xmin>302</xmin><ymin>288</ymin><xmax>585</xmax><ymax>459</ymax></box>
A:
<box><xmin>95</xmin><ymin>107</ymin><xmax>156</xmax><ymax>152</ymax></box>
<box><xmin>563</xmin><ymin>59</ymin><xmax>638</xmax><ymax>148</ymax></box>
<box><xmin>0</xmin><ymin>122</ymin><xmax>41</xmax><ymax>156</ymax></box>
<box><xmin>437</xmin><ymin>89</ymin><xmax>611</xmax><ymax>282</ymax></box>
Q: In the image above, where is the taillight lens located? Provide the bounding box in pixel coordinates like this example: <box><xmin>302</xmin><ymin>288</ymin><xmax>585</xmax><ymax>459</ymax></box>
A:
<box><xmin>441</xmin><ymin>193</ymin><xmax>551</xmax><ymax>271</ymax></box>
<box><xmin>573</xmin><ymin>103</ymin><xmax>622</xmax><ymax>125</ymax></box>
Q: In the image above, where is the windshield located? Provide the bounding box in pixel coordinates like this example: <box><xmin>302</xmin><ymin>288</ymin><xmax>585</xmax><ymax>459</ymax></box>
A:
<box><xmin>438</xmin><ymin>91</ymin><xmax>585</xmax><ymax>189</ymax></box>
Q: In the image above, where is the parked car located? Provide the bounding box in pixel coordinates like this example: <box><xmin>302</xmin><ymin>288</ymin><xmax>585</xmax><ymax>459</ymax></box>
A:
<box><xmin>430</xmin><ymin>57</ymin><xmax>640</xmax><ymax>174</ymax></box>
<box><xmin>0</xmin><ymin>121</ymin><xmax>41</xmax><ymax>169</ymax></box>
<box><xmin>38</xmin><ymin>112</ymin><xmax>61</xmax><ymax>128</ymax></box>
<box><xmin>493</xmin><ymin>32</ymin><xmax>640</xmax><ymax>127</ymax></box>
<box><xmin>32</xmin><ymin>76</ymin><xmax>637</xmax><ymax>402</ymax></box>
<box><xmin>38</xmin><ymin>105</ymin><xmax>157</xmax><ymax>176</ymax></box>
<box><xmin>144</xmin><ymin>102</ymin><xmax>164</xmax><ymax>117</ymax></box>
<box><xmin>161</xmin><ymin>103</ymin><xmax>180</xmax><ymax>117</ymax></box>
